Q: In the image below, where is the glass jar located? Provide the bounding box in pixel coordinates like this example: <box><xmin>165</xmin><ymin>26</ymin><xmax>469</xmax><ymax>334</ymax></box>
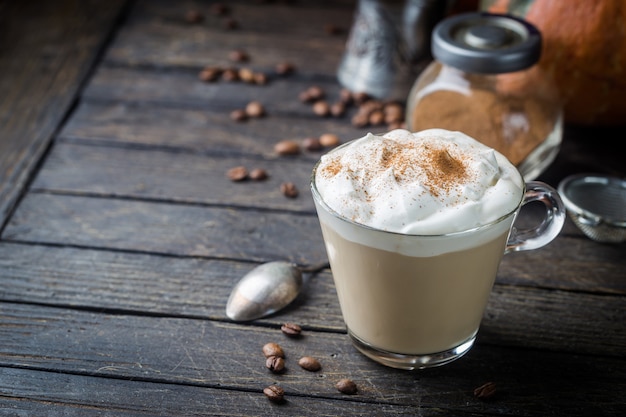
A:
<box><xmin>406</xmin><ymin>12</ymin><xmax>562</xmax><ymax>180</ymax></box>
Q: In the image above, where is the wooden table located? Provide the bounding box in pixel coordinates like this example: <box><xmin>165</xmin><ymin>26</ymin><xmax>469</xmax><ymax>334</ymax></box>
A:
<box><xmin>1</xmin><ymin>1</ymin><xmax>624</xmax><ymax>415</ymax></box>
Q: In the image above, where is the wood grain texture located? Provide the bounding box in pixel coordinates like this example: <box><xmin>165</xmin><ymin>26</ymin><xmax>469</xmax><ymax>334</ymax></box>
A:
<box><xmin>1</xmin><ymin>193</ymin><xmax>328</xmax><ymax>265</ymax></box>
<box><xmin>0</xmin><ymin>0</ymin><xmax>126</xmax><ymax>224</ymax></box>
<box><xmin>106</xmin><ymin>0</ymin><xmax>353</xmax><ymax>74</ymax></box>
<box><xmin>0</xmin><ymin>241</ymin><xmax>623</xmax><ymax>357</ymax></box>
<box><xmin>1</xmin><ymin>0</ymin><xmax>625</xmax><ymax>415</ymax></box>
<box><xmin>59</xmin><ymin>100</ymin><xmax>370</xmax><ymax>157</ymax></box>
<box><xmin>1</xmin><ymin>302</ymin><xmax>624</xmax><ymax>416</ymax></box>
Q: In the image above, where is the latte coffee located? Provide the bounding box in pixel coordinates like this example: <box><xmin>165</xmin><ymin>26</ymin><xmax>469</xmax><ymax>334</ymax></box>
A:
<box><xmin>311</xmin><ymin>129</ymin><xmax>565</xmax><ymax>369</ymax></box>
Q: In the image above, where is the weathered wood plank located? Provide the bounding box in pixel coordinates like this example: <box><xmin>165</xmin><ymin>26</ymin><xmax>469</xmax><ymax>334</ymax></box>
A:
<box><xmin>33</xmin><ymin>141</ymin><xmax>319</xmax><ymax>212</ymax></box>
<box><xmin>0</xmin><ymin>242</ymin><xmax>623</xmax><ymax>356</ymax></box>
<box><xmin>0</xmin><ymin>302</ymin><xmax>624</xmax><ymax>416</ymax></box>
<box><xmin>0</xmin><ymin>0</ymin><xmax>127</xmax><ymax>225</ymax></box>
<box><xmin>106</xmin><ymin>0</ymin><xmax>353</xmax><ymax>74</ymax></box>
<box><xmin>82</xmin><ymin>65</ymin><xmax>355</xmax><ymax>117</ymax></box>
<box><xmin>1</xmin><ymin>193</ymin><xmax>327</xmax><ymax>265</ymax></box>
<box><xmin>0</xmin><ymin>367</ymin><xmax>425</xmax><ymax>417</ymax></box>
<box><xmin>59</xmin><ymin>101</ymin><xmax>370</xmax><ymax>157</ymax></box>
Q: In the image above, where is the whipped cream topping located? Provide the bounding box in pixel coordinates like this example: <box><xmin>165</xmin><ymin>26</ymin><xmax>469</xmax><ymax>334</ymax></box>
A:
<box><xmin>314</xmin><ymin>129</ymin><xmax>524</xmax><ymax>235</ymax></box>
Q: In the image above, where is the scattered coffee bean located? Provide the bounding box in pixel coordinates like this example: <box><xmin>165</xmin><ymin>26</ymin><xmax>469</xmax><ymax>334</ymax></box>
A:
<box><xmin>280</xmin><ymin>182</ymin><xmax>299</xmax><ymax>198</ymax></box>
<box><xmin>319</xmin><ymin>133</ymin><xmax>340</xmax><ymax>148</ymax></box>
<box><xmin>339</xmin><ymin>88</ymin><xmax>354</xmax><ymax>105</ymax></box>
<box><xmin>262</xmin><ymin>342</ymin><xmax>284</xmax><ymax>358</ymax></box>
<box><xmin>249</xmin><ymin>168</ymin><xmax>268</xmax><ymax>181</ymax></box>
<box><xmin>238</xmin><ymin>67</ymin><xmax>255</xmax><ymax>83</ymax></box>
<box><xmin>312</xmin><ymin>100</ymin><xmax>331</xmax><ymax>117</ymax></box>
<box><xmin>221</xmin><ymin>68</ymin><xmax>239</xmax><ymax>82</ymax></box>
<box><xmin>245</xmin><ymin>101</ymin><xmax>266</xmax><ymax>117</ymax></box>
<box><xmin>473</xmin><ymin>382</ymin><xmax>496</xmax><ymax>400</ymax></box>
<box><xmin>223</xmin><ymin>17</ymin><xmax>239</xmax><ymax>30</ymax></box>
<box><xmin>281</xmin><ymin>322</ymin><xmax>302</xmax><ymax>336</ymax></box>
<box><xmin>351</xmin><ymin>112</ymin><xmax>369</xmax><ymax>128</ymax></box>
<box><xmin>275</xmin><ymin>61</ymin><xmax>296</xmax><ymax>75</ymax></box>
<box><xmin>384</xmin><ymin>102</ymin><xmax>404</xmax><ymax>124</ymax></box>
<box><xmin>198</xmin><ymin>66</ymin><xmax>221</xmax><ymax>82</ymax></box>
<box><xmin>330</xmin><ymin>101</ymin><xmax>346</xmax><ymax>117</ymax></box>
<box><xmin>299</xmin><ymin>85</ymin><xmax>325</xmax><ymax>103</ymax></box>
<box><xmin>210</xmin><ymin>3</ymin><xmax>230</xmax><ymax>16</ymax></box>
<box><xmin>253</xmin><ymin>72</ymin><xmax>268</xmax><ymax>85</ymax></box>
<box><xmin>368</xmin><ymin>109</ymin><xmax>385</xmax><ymax>126</ymax></box>
<box><xmin>324</xmin><ymin>23</ymin><xmax>343</xmax><ymax>35</ymax></box>
<box><xmin>336</xmin><ymin>378</ymin><xmax>358</xmax><ymax>395</ymax></box>
<box><xmin>298</xmin><ymin>356</ymin><xmax>321</xmax><ymax>372</ymax></box>
<box><xmin>274</xmin><ymin>139</ymin><xmax>300</xmax><ymax>155</ymax></box>
<box><xmin>302</xmin><ymin>137</ymin><xmax>322</xmax><ymax>151</ymax></box>
<box><xmin>352</xmin><ymin>91</ymin><xmax>370</xmax><ymax>105</ymax></box>
<box><xmin>263</xmin><ymin>385</ymin><xmax>285</xmax><ymax>403</ymax></box>
<box><xmin>229</xmin><ymin>49</ymin><xmax>249</xmax><ymax>62</ymax></box>
<box><xmin>230</xmin><ymin>109</ymin><xmax>248</xmax><ymax>122</ymax></box>
<box><xmin>266</xmin><ymin>355</ymin><xmax>286</xmax><ymax>373</ymax></box>
<box><xmin>185</xmin><ymin>10</ymin><xmax>204</xmax><ymax>23</ymax></box>
<box><xmin>226</xmin><ymin>166</ymin><xmax>248</xmax><ymax>182</ymax></box>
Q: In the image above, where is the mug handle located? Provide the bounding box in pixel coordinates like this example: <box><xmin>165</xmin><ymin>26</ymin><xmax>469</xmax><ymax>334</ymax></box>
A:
<box><xmin>505</xmin><ymin>181</ymin><xmax>566</xmax><ymax>254</ymax></box>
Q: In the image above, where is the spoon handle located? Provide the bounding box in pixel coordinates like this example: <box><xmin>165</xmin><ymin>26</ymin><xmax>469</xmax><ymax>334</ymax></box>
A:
<box><xmin>300</xmin><ymin>261</ymin><xmax>330</xmax><ymax>273</ymax></box>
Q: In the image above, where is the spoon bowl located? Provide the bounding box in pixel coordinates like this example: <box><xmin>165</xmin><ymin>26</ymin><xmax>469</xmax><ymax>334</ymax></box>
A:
<box><xmin>226</xmin><ymin>261</ymin><xmax>303</xmax><ymax>322</ymax></box>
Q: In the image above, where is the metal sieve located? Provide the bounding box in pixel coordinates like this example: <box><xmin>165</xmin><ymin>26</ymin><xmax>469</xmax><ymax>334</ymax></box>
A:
<box><xmin>558</xmin><ymin>174</ymin><xmax>626</xmax><ymax>243</ymax></box>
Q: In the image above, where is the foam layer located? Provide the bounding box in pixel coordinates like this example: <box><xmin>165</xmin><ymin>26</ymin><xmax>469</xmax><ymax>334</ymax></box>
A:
<box><xmin>314</xmin><ymin>129</ymin><xmax>524</xmax><ymax>235</ymax></box>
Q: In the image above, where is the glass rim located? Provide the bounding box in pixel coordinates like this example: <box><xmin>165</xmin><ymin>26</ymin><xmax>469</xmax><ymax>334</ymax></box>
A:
<box><xmin>310</xmin><ymin>157</ymin><xmax>524</xmax><ymax>239</ymax></box>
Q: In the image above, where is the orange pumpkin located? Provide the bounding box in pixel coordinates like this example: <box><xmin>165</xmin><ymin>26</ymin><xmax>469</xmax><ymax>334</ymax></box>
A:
<box><xmin>488</xmin><ymin>0</ymin><xmax>626</xmax><ymax>126</ymax></box>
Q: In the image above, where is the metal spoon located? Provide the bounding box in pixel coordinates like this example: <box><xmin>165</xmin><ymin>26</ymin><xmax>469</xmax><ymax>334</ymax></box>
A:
<box><xmin>225</xmin><ymin>261</ymin><xmax>329</xmax><ymax>322</ymax></box>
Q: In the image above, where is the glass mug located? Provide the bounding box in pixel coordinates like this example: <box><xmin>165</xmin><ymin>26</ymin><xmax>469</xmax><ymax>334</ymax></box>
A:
<box><xmin>311</xmin><ymin>141</ymin><xmax>565</xmax><ymax>370</ymax></box>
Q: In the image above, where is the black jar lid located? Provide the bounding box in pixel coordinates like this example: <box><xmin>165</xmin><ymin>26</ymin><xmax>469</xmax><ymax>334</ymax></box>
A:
<box><xmin>431</xmin><ymin>12</ymin><xmax>541</xmax><ymax>74</ymax></box>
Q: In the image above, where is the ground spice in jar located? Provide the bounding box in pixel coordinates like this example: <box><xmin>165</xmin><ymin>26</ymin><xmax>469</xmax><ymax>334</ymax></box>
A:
<box><xmin>409</xmin><ymin>87</ymin><xmax>556</xmax><ymax>166</ymax></box>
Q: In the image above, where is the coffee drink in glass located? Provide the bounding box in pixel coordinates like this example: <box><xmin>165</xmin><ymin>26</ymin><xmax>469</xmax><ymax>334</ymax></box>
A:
<box><xmin>311</xmin><ymin>129</ymin><xmax>565</xmax><ymax>369</ymax></box>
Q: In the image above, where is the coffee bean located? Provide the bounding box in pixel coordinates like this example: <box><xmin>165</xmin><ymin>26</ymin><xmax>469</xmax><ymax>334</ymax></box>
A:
<box><xmin>230</xmin><ymin>109</ymin><xmax>247</xmax><ymax>122</ymax></box>
<box><xmin>266</xmin><ymin>355</ymin><xmax>286</xmax><ymax>373</ymax></box>
<box><xmin>229</xmin><ymin>49</ymin><xmax>249</xmax><ymax>62</ymax></box>
<box><xmin>352</xmin><ymin>91</ymin><xmax>370</xmax><ymax>105</ymax></box>
<box><xmin>238</xmin><ymin>67</ymin><xmax>255</xmax><ymax>83</ymax></box>
<box><xmin>223</xmin><ymin>17</ymin><xmax>239</xmax><ymax>30</ymax></box>
<box><xmin>302</xmin><ymin>137</ymin><xmax>322</xmax><ymax>151</ymax></box>
<box><xmin>245</xmin><ymin>101</ymin><xmax>265</xmax><ymax>117</ymax></box>
<box><xmin>336</xmin><ymin>378</ymin><xmax>358</xmax><ymax>395</ymax></box>
<box><xmin>263</xmin><ymin>385</ymin><xmax>285</xmax><ymax>403</ymax></box>
<box><xmin>262</xmin><ymin>342</ymin><xmax>284</xmax><ymax>358</ymax></box>
<box><xmin>210</xmin><ymin>3</ymin><xmax>230</xmax><ymax>16</ymax></box>
<box><xmin>253</xmin><ymin>72</ymin><xmax>268</xmax><ymax>85</ymax></box>
<box><xmin>298</xmin><ymin>356</ymin><xmax>321</xmax><ymax>372</ymax></box>
<box><xmin>226</xmin><ymin>166</ymin><xmax>248</xmax><ymax>181</ymax></box>
<box><xmin>274</xmin><ymin>140</ymin><xmax>300</xmax><ymax>155</ymax></box>
<box><xmin>312</xmin><ymin>100</ymin><xmax>331</xmax><ymax>117</ymax></box>
<box><xmin>473</xmin><ymin>382</ymin><xmax>496</xmax><ymax>400</ymax></box>
<box><xmin>368</xmin><ymin>109</ymin><xmax>385</xmax><ymax>126</ymax></box>
<box><xmin>330</xmin><ymin>101</ymin><xmax>346</xmax><ymax>117</ymax></box>
<box><xmin>276</xmin><ymin>61</ymin><xmax>296</xmax><ymax>75</ymax></box>
<box><xmin>324</xmin><ymin>23</ymin><xmax>343</xmax><ymax>35</ymax></box>
<box><xmin>198</xmin><ymin>67</ymin><xmax>222</xmax><ymax>82</ymax></box>
<box><xmin>384</xmin><ymin>102</ymin><xmax>404</xmax><ymax>124</ymax></box>
<box><xmin>339</xmin><ymin>88</ymin><xmax>353</xmax><ymax>105</ymax></box>
<box><xmin>249</xmin><ymin>168</ymin><xmax>268</xmax><ymax>181</ymax></box>
<box><xmin>281</xmin><ymin>322</ymin><xmax>302</xmax><ymax>336</ymax></box>
<box><xmin>319</xmin><ymin>133</ymin><xmax>340</xmax><ymax>148</ymax></box>
<box><xmin>221</xmin><ymin>68</ymin><xmax>239</xmax><ymax>82</ymax></box>
<box><xmin>280</xmin><ymin>182</ymin><xmax>299</xmax><ymax>198</ymax></box>
<box><xmin>306</xmin><ymin>86</ymin><xmax>325</xmax><ymax>101</ymax></box>
<box><xmin>351</xmin><ymin>112</ymin><xmax>369</xmax><ymax>128</ymax></box>
<box><xmin>185</xmin><ymin>10</ymin><xmax>204</xmax><ymax>23</ymax></box>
